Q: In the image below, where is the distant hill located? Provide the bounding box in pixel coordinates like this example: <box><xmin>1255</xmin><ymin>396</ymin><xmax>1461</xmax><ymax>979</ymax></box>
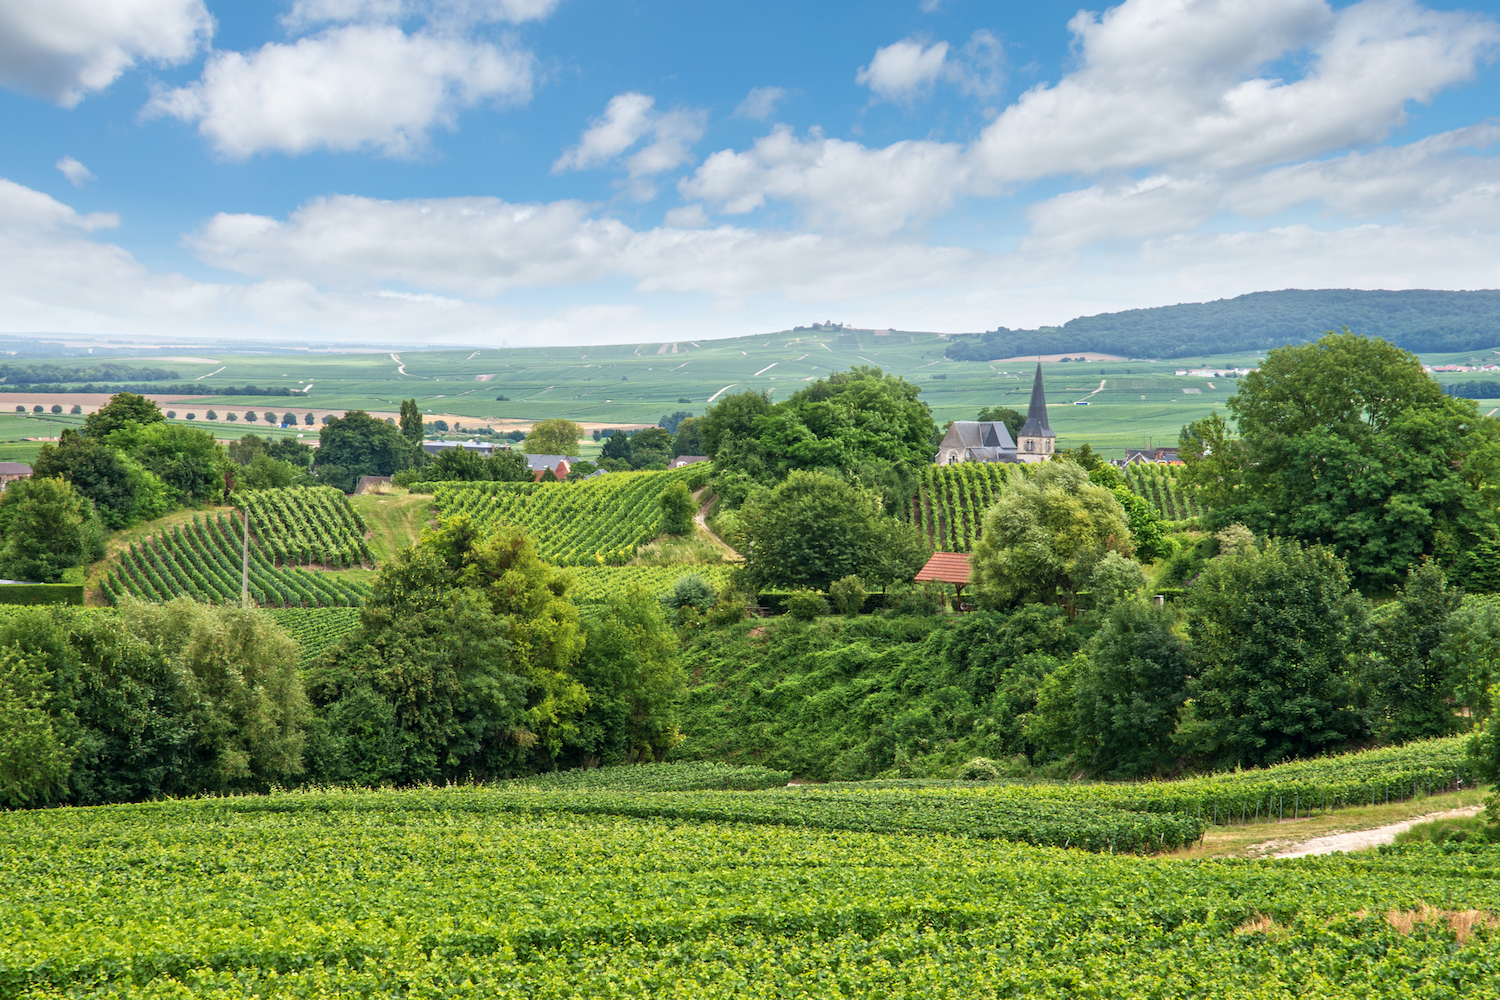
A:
<box><xmin>944</xmin><ymin>289</ymin><xmax>1500</xmax><ymax>361</ymax></box>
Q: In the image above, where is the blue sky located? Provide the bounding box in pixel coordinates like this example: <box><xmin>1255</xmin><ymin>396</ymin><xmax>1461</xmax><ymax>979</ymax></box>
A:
<box><xmin>1</xmin><ymin>0</ymin><xmax>1498</xmax><ymax>346</ymax></box>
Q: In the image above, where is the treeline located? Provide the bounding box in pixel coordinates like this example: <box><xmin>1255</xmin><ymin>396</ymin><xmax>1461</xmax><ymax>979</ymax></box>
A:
<box><xmin>0</xmin><ymin>363</ymin><xmax>179</xmax><ymax>384</ymax></box>
<box><xmin>2</xmin><ymin>521</ymin><xmax>693</xmax><ymax>807</ymax></box>
<box><xmin>944</xmin><ymin>289</ymin><xmax>1500</xmax><ymax>360</ymax></box>
<box><xmin>0</xmin><ymin>383</ymin><xmax>305</xmax><ymax>396</ymax></box>
<box><xmin>1444</xmin><ymin>381</ymin><xmax>1500</xmax><ymax>400</ymax></box>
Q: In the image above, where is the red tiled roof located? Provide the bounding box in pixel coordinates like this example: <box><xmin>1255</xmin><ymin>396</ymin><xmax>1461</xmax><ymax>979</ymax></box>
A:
<box><xmin>914</xmin><ymin>552</ymin><xmax>972</xmax><ymax>585</ymax></box>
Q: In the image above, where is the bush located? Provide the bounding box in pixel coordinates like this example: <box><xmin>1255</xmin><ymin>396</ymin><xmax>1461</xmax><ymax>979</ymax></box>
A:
<box><xmin>958</xmin><ymin>757</ymin><xmax>1000</xmax><ymax>780</ymax></box>
<box><xmin>665</xmin><ymin>574</ymin><xmax>718</xmax><ymax>614</ymax></box>
<box><xmin>829</xmin><ymin>575</ymin><xmax>867</xmax><ymax>617</ymax></box>
<box><xmin>658</xmin><ymin>481</ymin><xmax>696</xmax><ymax>536</ymax></box>
<box><xmin>887</xmin><ymin>583</ymin><xmax>940</xmax><ymax>617</ymax></box>
<box><xmin>784</xmin><ymin>589</ymin><xmax>829</xmax><ymax>620</ymax></box>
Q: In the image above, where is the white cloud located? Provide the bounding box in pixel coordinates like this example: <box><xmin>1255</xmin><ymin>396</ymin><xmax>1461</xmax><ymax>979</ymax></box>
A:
<box><xmin>0</xmin><ymin>0</ymin><xmax>212</xmax><ymax>106</ymax></box>
<box><xmin>554</xmin><ymin>93</ymin><xmax>707</xmax><ymax>178</ymax></box>
<box><xmin>146</xmin><ymin>25</ymin><xmax>533</xmax><ymax>158</ymax></box>
<box><xmin>681</xmin><ymin>126</ymin><xmax>973</xmax><ymax>234</ymax></box>
<box><xmin>856</xmin><ymin>38</ymin><xmax>950</xmax><ymax>104</ymax></box>
<box><xmin>281</xmin><ymin>0</ymin><xmax>561</xmax><ymax>31</ymax></box>
<box><xmin>55</xmin><ymin>156</ymin><xmax>96</xmax><ymax>187</ymax></box>
<box><xmin>663</xmin><ymin>204</ymin><xmax>710</xmax><ymax>228</ymax></box>
<box><xmin>973</xmin><ymin>0</ymin><xmax>1499</xmax><ymax>182</ymax></box>
<box><xmin>735</xmin><ymin>86</ymin><xmax>787</xmax><ymax>120</ymax></box>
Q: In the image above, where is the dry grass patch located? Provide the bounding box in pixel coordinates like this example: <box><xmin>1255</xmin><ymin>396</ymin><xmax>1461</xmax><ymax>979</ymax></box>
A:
<box><xmin>1381</xmin><ymin>904</ymin><xmax>1500</xmax><ymax>944</ymax></box>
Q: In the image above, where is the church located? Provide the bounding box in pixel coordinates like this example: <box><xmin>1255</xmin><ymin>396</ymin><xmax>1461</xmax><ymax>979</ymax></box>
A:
<box><xmin>933</xmin><ymin>363</ymin><xmax>1055</xmax><ymax>465</ymax></box>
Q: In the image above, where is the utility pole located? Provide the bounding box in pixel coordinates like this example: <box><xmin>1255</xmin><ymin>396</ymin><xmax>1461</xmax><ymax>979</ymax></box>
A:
<box><xmin>241</xmin><ymin>507</ymin><xmax>250</xmax><ymax>606</ymax></box>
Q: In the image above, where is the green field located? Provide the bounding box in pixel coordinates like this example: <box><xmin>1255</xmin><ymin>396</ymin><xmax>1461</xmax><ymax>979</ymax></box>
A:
<box><xmin>3</xmin><ymin>745</ymin><xmax>1497</xmax><ymax>999</ymax></box>
<box><xmin>8</xmin><ymin>334</ymin><xmax>1500</xmax><ymax>458</ymax></box>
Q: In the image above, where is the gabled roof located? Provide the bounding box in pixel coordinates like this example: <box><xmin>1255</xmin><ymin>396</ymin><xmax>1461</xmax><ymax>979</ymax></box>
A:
<box><xmin>523</xmin><ymin>454</ymin><xmax>572</xmax><ymax>471</ymax></box>
<box><xmin>1018</xmin><ymin>363</ymin><xmax>1053</xmax><ymax>439</ymax></box>
<box><xmin>0</xmin><ymin>463</ymin><xmax>32</xmax><ymax>475</ymax></box>
<box><xmin>943</xmin><ymin>421</ymin><xmax>1016</xmax><ymax>451</ymax></box>
<box><xmin>914</xmin><ymin>552</ymin><xmax>972</xmax><ymax>585</ymax></box>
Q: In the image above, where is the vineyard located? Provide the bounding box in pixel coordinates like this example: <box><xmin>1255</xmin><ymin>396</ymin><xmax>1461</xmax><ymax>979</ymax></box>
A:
<box><xmin>1124</xmin><ymin>461</ymin><xmax>1203</xmax><ymax>520</ymax></box>
<box><xmin>6</xmin><ymin>743</ymin><xmax>1500</xmax><ymax>998</ymax></box>
<box><xmin>905</xmin><ymin>463</ymin><xmax>1015</xmax><ymax>553</ymax></box>
<box><xmin>561</xmin><ymin>564</ymin><xmax>735</xmax><ymax>603</ymax></box>
<box><xmin>265</xmin><ymin>607</ymin><xmax>363</xmax><ymax>661</ymax></box>
<box><xmin>100</xmin><ymin>512</ymin><xmax>370</xmax><ymax>608</ymax></box>
<box><xmin>434</xmin><ymin>468</ymin><xmax>702</xmax><ymax>566</ymax></box>
<box><xmin>239</xmin><ymin>487</ymin><xmax>375</xmax><ymax>567</ymax></box>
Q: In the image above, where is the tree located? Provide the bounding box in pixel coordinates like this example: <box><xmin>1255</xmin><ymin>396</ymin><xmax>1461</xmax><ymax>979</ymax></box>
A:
<box><xmin>969</xmin><ymin>462</ymin><xmax>1134</xmax><ymax>613</ymax></box>
<box><xmin>32</xmin><ymin>431</ymin><xmax>169</xmax><ymax>528</ymax></box>
<box><xmin>308</xmin><ymin>518</ymin><xmax>587</xmax><ymax>781</ymax></box>
<box><xmin>1073</xmin><ymin>599</ymin><xmax>1190</xmax><ymax>777</ymax></box>
<box><xmin>977</xmin><ymin>405</ymin><xmax>1025</xmax><ymax>441</ymax></box>
<box><xmin>316</xmin><ymin>410</ymin><xmax>411</xmax><ymax>488</ymax></box>
<box><xmin>399</xmin><ymin>399</ymin><xmax>423</xmax><ymax>446</ymax></box>
<box><xmin>0</xmin><ymin>477</ymin><xmax>105</xmax><ymax>582</ymax></box>
<box><xmin>106</xmin><ymin>421</ymin><xmax>226</xmax><ymax>505</ymax></box>
<box><xmin>303</xmin><ymin>412</ymin><xmax>314</xmax><ymax>426</ymax></box>
<box><xmin>1178</xmin><ymin>539</ymin><xmax>1366</xmax><ymax>768</ymax></box>
<box><xmin>1180</xmin><ymin>331</ymin><xmax>1500</xmax><ymax>593</ymax></box>
<box><xmin>1364</xmin><ymin>562</ymin><xmax>1464</xmax><ymax>742</ymax></box>
<box><xmin>600</xmin><ymin>430</ymin><xmax>632</xmax><ymax>464</ymax></box>
<box><xmin>523</xmin><ymin>418</ymin><xmax>584</xmax><ymax>456</ymax></box>
<box><xmin>569</xmin><ymin>588</ymin><xmax>685</xmax><ymax>765</ymax></box>
<box><xmin>629</xmin><ymin>426</ymin><xmax>672</xmax><ymax>468</ymax></box>
<box><xmin>659</xmin><ymin>481</ymin><xmax>696</xmax><ymax>535</ymax></box>
<box><xmin>117</xmin><ymin>597</ymin><xmax>307</xmax><ymax>793</ymax></box>
<box><xmin>673</xmin><ymin>416</ymin><xmax>705</xmax><ymax>457</ymax></box>
<box><xmin>234</xmin><ymin>454</ymin><xmax>309</xmax><ymax>491</ymax></box>
<box><xmin>752</xmin><ymin>367</ymin><xmax>937</xmax><ymax>478</ymax></box>
<box><xmin>83</xmin><ymin>392</ymin><xmax>163</xmax><ymax>437</ymax></box>
<box><xmin>701</xmin><ymin>389</ymin><xmax>771</xmax><ymax>462</ymax></box>
<box><xmin>0</xmin><ymin>648</ymin><xmax>76</xmax><ymax>807</ymax></box>
<box><xmin>743</xmin><ymin>471</ymin><xmax>928</xmax><ymax>592</ymax></box>
<box><xmin>658</xmin><ymin>410</ymin><xmax>693</xmax><ymax>434</ymax></box>
<box><xmin>267</xmin><ymin>438</ymin><xmax>314</xmax><ymax>468</ymax></box>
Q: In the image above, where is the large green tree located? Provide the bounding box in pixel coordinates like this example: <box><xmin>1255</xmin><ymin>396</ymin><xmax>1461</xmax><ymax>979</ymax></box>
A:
<box><xmin>399</xmin><ymin>399</ymin><xmax>424</xmax><ymax>447</ymax></box>
<box><xmin>83</xmin><ymin>392</ymin><xmax>163</xmax><ymax>437</ymax></box>
<box><xmin>33</xmin><ymin>430</ymin><xmax>170</xmax><ymax>528</ymax></box>
<box><xmin>105</xmin><ymin>421</ymin><xmax>226</xmax><ymax>505</ymax></box>
<box><xmin>308</xmin><ymin>518</ymin><xmax>587</xmax><ymax>782</ymax></box>
<box><xmin>1363</xmin><ymin>562</ymin><xmax>1465</xmax><ymax>742</ymax></box>
<box><xmin>969</xmin><ymin>462</ymin><xmax>1134</xmax><ymax>613</ymax></box>
<box><xmin>0</xmin><ymin>477</ymin><xmax>105</xmax><ymax>582</ymax></box>
<box><xmin>316</xmin><ymin>410</ymin><xmax>412</xmax><ymax>490</ymax></box>
<box><xmin>741</xmin><ymin>471</ymin><xmax>928</xmax><ymax>592</ymax></box>
<box><xmin>523</xmin><ymin>419</ymin><xmax>584</xmax><ymax>456</ymax></box>
<box><xmin>569</xmin><ymin>588</ymin><xmax>684</xmax><ymax>765</ymax></box>
<box><xmin>1180</xmin><ymin>331</ymin><xmax>1500</xmax><ymax>592</ymax></box>
<box><xmin>1179</xmin><ymin>539</ymin><xmax>1366</xmax><ymax>768</ymax></box>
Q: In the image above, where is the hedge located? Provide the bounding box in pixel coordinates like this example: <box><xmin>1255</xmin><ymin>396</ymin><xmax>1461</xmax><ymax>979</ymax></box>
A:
<box><xmin>0</xmin><ymin>584</ymin><xmax>85</xmax><ymax>606</ymax></box>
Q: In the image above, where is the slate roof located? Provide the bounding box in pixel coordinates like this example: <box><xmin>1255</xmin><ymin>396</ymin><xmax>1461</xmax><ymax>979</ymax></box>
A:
<box><xmin>0</xmin><ymin>463</ymin><xmax>32</xmax><ymax>475</ymax></box>
<box><xmin>1018</xmin><ymin>363</ymin><xmax>1054</xmax><ymax>439</ymax></box>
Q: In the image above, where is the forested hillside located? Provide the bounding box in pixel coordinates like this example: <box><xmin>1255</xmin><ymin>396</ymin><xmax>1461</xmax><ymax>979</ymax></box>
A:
<box><xmin>945</xmin><ymin>289</ymin><xmax>1500</xmax><ymax>360</ymax></box>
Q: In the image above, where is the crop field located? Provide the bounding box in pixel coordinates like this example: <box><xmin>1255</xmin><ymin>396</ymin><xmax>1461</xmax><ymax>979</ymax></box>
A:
<box><xmin>239</xmin><ymin>487</ymin><xmax>375</xmax><ymax>568</ymax></box>
<box><xmin>561</xmin><ymin>564</ymin><xmax>736</xmax><ymax>603</ymax></box>
<box><xmin>1124</xmin><ymin>462</ymin><xmax>1203</xmax><ymax>520</ymax></box>
<box><xmin>906</xmin><ymin>463</ymin><xmax>1016</xmax><ymax>553</ymax></box>
<box><xmin>434</xmin><ymin>469</ymin><xmax>701</xmax><ymax>566</ymax></box>
<box><xmin>264</xmin><ymin>606</ymin><xmax>363</xmax><ymax>661</ymax></box>
<box><xmin>102</xmin><ymin>513</ymin><xmax>370</xmax><ymax>608</ymax></box>
<box><xmin>4</xmin><ymin>744</ymin><xmax>1499</xmax><ymax>999</ymax></box>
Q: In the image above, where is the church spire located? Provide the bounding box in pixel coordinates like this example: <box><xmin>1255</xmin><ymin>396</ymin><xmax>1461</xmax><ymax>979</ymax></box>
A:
<box><xmin>1019</xmin><ymin>362</ymin><xmax>1053</xmax><ymax>438</ymax></box>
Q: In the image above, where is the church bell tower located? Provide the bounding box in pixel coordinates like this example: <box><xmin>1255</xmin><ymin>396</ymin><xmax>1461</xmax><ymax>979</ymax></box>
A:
<box><xmin>1016</xmin><ymin>363</ymin><xmax>1055</xmax><ymax>463</ymax></box>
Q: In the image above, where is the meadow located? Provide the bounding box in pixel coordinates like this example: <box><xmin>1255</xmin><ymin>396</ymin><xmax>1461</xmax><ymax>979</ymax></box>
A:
<box><xmin>6</xmin><ymin>332</ymin><xmax>1500</xmax><ymax>464</ymax></box>
<box><xmin>2</xmin><ymin>747</ymin><xmax>1497</xmax><ymax>999</ymax></box>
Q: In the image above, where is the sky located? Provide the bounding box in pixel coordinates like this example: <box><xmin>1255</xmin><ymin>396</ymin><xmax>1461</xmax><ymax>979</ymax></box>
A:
<box><xmin>1</xmin><ymin>0</ymin><xmax>1498</xmax><ymax>348</ymax></box>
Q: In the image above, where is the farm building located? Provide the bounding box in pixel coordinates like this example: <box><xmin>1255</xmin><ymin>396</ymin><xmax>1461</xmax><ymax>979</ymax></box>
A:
<box><xmin>524</xmin><ymin>455</ymin><xmax>571</xmax><ymax>480</ymax></box>
<box><xmin>0</xmin><ymin>463</ymin><xmax>32</xmax><ymax>492</ymax></box>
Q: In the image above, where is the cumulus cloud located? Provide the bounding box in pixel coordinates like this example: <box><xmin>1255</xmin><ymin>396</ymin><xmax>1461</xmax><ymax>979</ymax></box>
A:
<box><xmin>0</xmin><ymin>0</ymin><xmax>212</xmax><ymax>106</ymax></box>
<box><xmin>680</xmin><ymin>126</ymin><xmax>973</xmax><ymax>234</ymax></box>
<box><xmin>146</xmin><ymin>25</ymin><xmax>533</xmax><ymax>158</ymax></box>
<box><xmin>55</xmin><ymin>156</ymin><xmax>95</xmax><ymax>187</ymax></box>
<box><xmin>735</xmin><ymin>86</ymin><xmax>787</xmax><ymax>120</ymax></box>
<box><xmin>856</xmin><ymin>38</ymin><xmax>951</xmax><ymax>104</ymax></box>
<box><xmin>554</xmin><ymin>93</ymin><xmax>707</xmax><ymax>178</ymax></box>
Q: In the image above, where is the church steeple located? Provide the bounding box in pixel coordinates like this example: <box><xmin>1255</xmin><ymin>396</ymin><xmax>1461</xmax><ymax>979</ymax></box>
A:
<box><xmin>1016</xmin><ymin>363</ymin><xmax>1055</xmax><ymax>462</ymax></box>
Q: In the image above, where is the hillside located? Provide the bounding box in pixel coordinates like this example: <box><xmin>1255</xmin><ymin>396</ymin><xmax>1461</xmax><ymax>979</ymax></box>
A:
<box><xmin>945</xmin><ymin>289</ymin><xmax>1500</xmax><ymax>361</ymax></box>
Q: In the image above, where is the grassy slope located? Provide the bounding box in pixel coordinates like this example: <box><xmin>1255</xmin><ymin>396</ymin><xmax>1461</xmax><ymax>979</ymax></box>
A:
<box><xmin>350</xmin><ymin>491</ymin><xmax>436</xmax><ymax>564</ymax></box>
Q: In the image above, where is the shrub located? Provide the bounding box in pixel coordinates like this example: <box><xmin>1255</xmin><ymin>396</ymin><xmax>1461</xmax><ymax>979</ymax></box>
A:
<box><xmin>887</xmin><ymin>583</ymin><xmax>940</xmax><ymax>617</ymax></box>
<box><xmin>658</xmin><ymin>481</ymin><xmax>696</xmax><ymax>536</ymax></box>
<box><xmin>829</xmin><ymin>575</ymin><xmax>868</xmax><ymax>617</ymax></box>
<box><xmin>665</xmin><ymin>574</ymin><xmax>718</xmax><ymax>615</ymax></box>
<box><xmin>784</xmin><ymin>589</ymin><xmax>829</xmax><ymax>620</ymax></box>
<box><xmin>959</xmin><ymin>757</ymin><xmax>1000</xmax><ymax>781</ymax></box>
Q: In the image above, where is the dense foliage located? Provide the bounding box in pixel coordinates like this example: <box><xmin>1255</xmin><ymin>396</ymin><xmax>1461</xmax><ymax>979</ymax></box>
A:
<box><xmin>314</xmin><ymin>409</ymin><xmax>414</xmax><ymax>493</ymax></box>
<box><xmin>239</xmin><ymin>486</ymin><xmax>374</xmax><ymax>568</ymax></box>
<box><xmin>945</xmin><ymin>288</ymin><xmax>1500</xmax><ymax>360</ymax></box>
<box><xmin>0</xmin><ymin>477</ymin><xmax>104</xmax><ymax>583</ymax></box>
<box><xmin>1180</xmin><ymin>332</ymin><xmax>1500</xmax><ymax>593</ymax></box>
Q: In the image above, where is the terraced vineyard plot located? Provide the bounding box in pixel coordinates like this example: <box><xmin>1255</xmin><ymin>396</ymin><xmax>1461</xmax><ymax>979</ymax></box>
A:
<box><xmin>906</xmin><ymin>463</ymin><xmax>1014</xmax><ymax>552</ymax></box>
<box><xmin>101</xmin><ymin>513</ymin><xmax>370</xmax><ymax>608</ymax></box>
<box><xmin>239</xmin><ymin>486</ymin><xmax>375</xmax><ymax>567</ymax></box>
<box><xmin>1125</xmin><ymin>462</ymin><xmax>1203</xmax><ymax>520</ymax></box>
<box><xmin>562</xmin><ymin>564</ymin><xmax>735</xmax><ymax>603</ymax></box>
<box><xmin>265</xmin><ymin>606</ymin><xmax>363</xmax><ymax>660</ymax></box>
<box><xmin>435</xmin><ymin>468</ymin><xmax>702</xmax><ymax>566</ymax></box>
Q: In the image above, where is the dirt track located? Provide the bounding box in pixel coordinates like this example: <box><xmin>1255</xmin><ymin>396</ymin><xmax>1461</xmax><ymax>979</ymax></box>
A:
<box><xmin>1272</xmin><ymin>806</ymin><xmax>1484</xmax><ymax>858</ymax></box>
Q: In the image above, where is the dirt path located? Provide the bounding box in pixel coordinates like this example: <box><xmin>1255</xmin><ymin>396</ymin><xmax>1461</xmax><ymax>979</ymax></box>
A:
<box><xmin>693</xmin><ymin>489</ymin><xmax>741</xmax><ymax>562</ymax></box>
<box><xmin>1272</xmin><ymin>806</ymin><xmax>1483</xmax><ymax>858</ymax></box>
